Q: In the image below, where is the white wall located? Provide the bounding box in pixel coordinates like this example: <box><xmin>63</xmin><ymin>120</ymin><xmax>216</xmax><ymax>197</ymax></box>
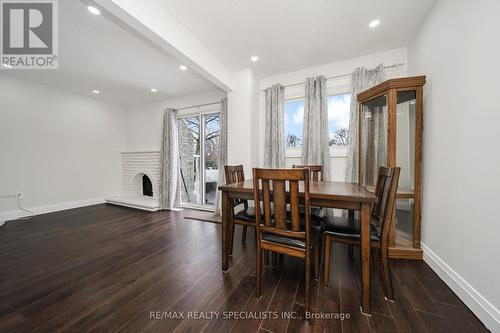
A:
<box><xmin>258</xmin><ymin>47</ymin><xmax>408</xmax><ymax>180</ymax></box>
<box><xmin>0</xmin><ymin>74</ymin><xmax>126</xmax><ymax>213</ymax></box>
<box><xmin>125</xmin><ymin>89</ymin><xmax>226</xmax><ymax>151</ymax></box>
<box><xmin>227</xmin><ymin>69</ymin><xmax>260</xmax><ymax>176</ymax></box>
<box><xmin>408</xmin><ymin>0</ymin><xmax>500</xmax><ymax>330</ymax></box>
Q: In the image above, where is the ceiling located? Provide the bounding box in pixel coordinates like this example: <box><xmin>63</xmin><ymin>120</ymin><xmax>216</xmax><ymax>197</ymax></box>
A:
<box><xmin>3</xmin><ymin>0</ymin><xmax>220</xmax><ymax>106</ymax></box>
<box><xmin>159</xmin><ymin>0</ymin><xmax>436</xmax><ymax>76</ymax></box>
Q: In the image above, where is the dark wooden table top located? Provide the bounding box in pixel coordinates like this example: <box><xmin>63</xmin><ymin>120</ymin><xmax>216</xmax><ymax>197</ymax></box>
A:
<box><xmin>219</xmin><ymin>179</ymin><xmax>378</xmax><ymax>203</ymax></box>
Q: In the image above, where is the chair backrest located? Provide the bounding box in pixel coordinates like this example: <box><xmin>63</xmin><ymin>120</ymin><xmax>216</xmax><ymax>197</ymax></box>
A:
<box><xmin>252</xmin><ymin>168</ymin><xmax>311</xmax><ymax>245</ymax></box>
<box><xmin>371</xmin><ymin>167</ymin><xmax>401</xmax><ymax>245</ymax></box>
<box><xmin>224</xmin><ymin>165</ymin><xmax>247</xmax><ymax>208</ymax></box>
<box><xmin>292</xmin><ymin>165</ymin><xmax>324</xmax><ymax>181</ymax></box>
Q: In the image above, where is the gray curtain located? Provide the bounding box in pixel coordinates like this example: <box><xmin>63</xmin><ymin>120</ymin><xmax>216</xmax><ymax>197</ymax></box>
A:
<box><xmin>214</xmin><ymin>97</ymin><xmax>228</xmax><ymax>216</ymax></box>
<box><xmin>159</xmin><ymin>108</ymin><xmax>180</xmax><ymax>210</ymax></box>
<box><xmin>264</xmin><ymin>84</ymin><xmax>285</xmax><ymax>168</ymax></box>
<box><xmin>302</xmin><ymin>76</ymin><xmax>331</xmax><ymax>180</ymax></box>
<box><xmin>345</xmin><ymin>64</ymin><xmax>385</xmax><ymax>183</ymax></box>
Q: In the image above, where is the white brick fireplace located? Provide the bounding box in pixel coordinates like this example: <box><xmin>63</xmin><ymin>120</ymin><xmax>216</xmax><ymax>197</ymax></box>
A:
<box><xmin>106</xmin><ymin>151</ymin><xmax>161</xmax><ymax>211</ymax></box>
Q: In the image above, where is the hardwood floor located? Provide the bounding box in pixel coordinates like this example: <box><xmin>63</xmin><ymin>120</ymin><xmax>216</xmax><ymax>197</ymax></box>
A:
<box><xmin>0</xmin><ymin>204</ymin><xmax>487</xmax><ymax>333</ymax></box>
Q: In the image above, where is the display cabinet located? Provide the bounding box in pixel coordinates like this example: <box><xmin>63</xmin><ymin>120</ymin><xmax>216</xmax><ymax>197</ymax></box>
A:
<box><xmin>357</xmin><ymin>76</ymin><xmax>426</xmax><ymax>259</ymax></box>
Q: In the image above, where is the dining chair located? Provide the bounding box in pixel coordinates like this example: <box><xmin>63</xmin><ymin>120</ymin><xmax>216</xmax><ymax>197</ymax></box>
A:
<box><xmin>253</xmin><ymin>168</ymin><xmax>320</xmax><ymax>313</ymax></box>
<box><xmin>224</xmin><ymin>165</ymin><xmax>256</xmax><ymax>255</ymax></box>
<box><xmin>292</xmin><ymin>164</ymin><xmax>324</xmax><ymax>181</ymax></box>
<box><xmin>291</xmin><ymin>165</ymin><xmax>326</xmax><ymax>225</ymax></box>
<box><xmin>322</xmin><ymin>166</ymin><xmax>400</xmax><ymax>301</ymax></box>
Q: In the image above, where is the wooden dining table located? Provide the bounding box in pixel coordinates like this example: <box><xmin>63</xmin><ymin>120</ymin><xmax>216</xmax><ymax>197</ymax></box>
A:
<box><xmin>218</xmin><ymin>179</ymin><xmax>378</xmax><ymax>314</ymax></box>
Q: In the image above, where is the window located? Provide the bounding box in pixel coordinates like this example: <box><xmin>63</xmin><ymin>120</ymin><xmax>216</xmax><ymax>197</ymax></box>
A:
<box><xmin>284</xmin><ymin>93</ymin><xmax>351</xmax><ymax>149</ymax></box>
<box><xmin>284</xmin><ymin>99</ymin><xmax>304</xmax><ymax>148</ymax></box>
<box><xmin>327</xmin><ymin>93</ymin><xmax>351</xmax><ymax>147</ymax></box>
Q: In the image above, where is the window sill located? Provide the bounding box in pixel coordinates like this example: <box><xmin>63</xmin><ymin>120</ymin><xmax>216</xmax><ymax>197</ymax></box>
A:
<box><xmin>285</xmin><ymin>147</ymin><xmax>348</xmax><ymax>159</ymax></box>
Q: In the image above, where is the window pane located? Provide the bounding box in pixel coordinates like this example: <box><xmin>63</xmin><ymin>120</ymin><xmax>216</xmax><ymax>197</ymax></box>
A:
<box><xmin>284</xmin><ymin>99</ymin><xmax>304</xmax><ymax>147</ymax></box>
<box><xmin>327</xmin><ymin>94</ymin><xmax>351</xmax><ymax>146</ymax></box>
<box><xmin>204</xmin><ymin>113</ymin><xmax>220</xmax><ymax>206</ymax></box>
<box><xmin>178</xmin><ymin>117</ymin><xmax>201</xmax><ymax>205</ymax></box>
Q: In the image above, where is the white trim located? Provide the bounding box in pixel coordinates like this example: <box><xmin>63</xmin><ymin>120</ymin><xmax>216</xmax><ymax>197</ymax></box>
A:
<box><xmin>422</xmin><ymin>242</ymin><xmax>500</xmax><ymax>332</ymax></box>
<box><xmin>0</xmin><ymin>197</ymin><xmax>105</xmax><ymax>223</ymax></box>
<box><xmin>121</xmin><ymin>150</ymin><xmax>160</xmax><ymax>154</ymax></box>
<box><xmin>105</xmin><ymin>196</ymin><xmax>159</xmax><ymax>211</ymax></box>
<box><xmin>177</xmin><ymin>104</ymin><xmax>221</xmax><ymax>118</ymax></box>
<box><xmin>284</xmin><ymin>147</ymin><xmax>348</xmax><ymax>159</ymax></box>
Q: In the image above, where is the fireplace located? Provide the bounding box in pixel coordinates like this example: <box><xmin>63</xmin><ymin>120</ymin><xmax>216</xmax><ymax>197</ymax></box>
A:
<box><xmin>131</xmin><ymin>172</ymin><xmax>156</xmax><ymax>198</ymax></box>
<box><xmin>105</xmin><ymin>151</ymin><xmax>161</xmax><ymax>211</ymax></box>
<box><xmin>142</xmin><ymin>175</ymin><xmax>153</xmax><ymax>197</ymax></box>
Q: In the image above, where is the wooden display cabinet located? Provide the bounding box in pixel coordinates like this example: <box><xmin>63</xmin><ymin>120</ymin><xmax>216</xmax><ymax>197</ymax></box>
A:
<box><xmin>357</xmin><ymin>76</ymin><xmax>426</xmax><ymax>259</ymax></box>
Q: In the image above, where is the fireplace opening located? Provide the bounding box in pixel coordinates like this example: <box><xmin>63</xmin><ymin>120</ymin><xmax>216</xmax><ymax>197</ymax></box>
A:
<box><xmin>142</xmin><ymin>175</ymin><xmax>153</xmax><ymax>197</ymax></box>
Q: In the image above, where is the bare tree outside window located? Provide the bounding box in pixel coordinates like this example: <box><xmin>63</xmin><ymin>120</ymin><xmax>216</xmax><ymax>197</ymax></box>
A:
<box><xmin>329</xmin><ymin>127</ymin><xmax>349</xmax><ymax>146</ymax></box>
<box><xmin>286</xmin><ymin>134</ymin><xmax>302</xmax><ymax>147</ymax></box>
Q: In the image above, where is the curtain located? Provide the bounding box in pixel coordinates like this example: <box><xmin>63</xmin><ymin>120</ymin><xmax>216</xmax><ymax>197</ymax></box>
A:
<box><xmin>264</xmin><ymin>84</ymin><xmax>285</xmax><ymax>168</ymax></box>
<box><xmin>302</xmin><ymin>76</ymin><xmax>331</xmax><ymax>180</ymax></box>
<box><xmin>214</xmin><ymin>97</ymin><xmax>228</xmax><ymax>215</ymax></box>
<box><xmin>345</xmin><ymin>64</ymin><xmax>385</xmax><ymax>183</ymax></box>
<box><xmin>159</xmin><ymin>108</ymin><xmax>180</xmax><ymax>210</ymax></box>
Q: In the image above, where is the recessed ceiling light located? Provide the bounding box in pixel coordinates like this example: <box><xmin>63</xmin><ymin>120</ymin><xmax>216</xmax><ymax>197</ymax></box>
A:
<box><xmin>179</xmin><ymin>65</ymin><xmax>187</xmax><ymax>71</ymax></box>
<box><xmin>92</xmin><ymin>90</ymin><xmax>100</xmax><ymax>94</ymax></box>
<box><xmin>87</xmin><ymin>6</ymin><xmax>101</xmax><ymax>15</ymax></box>
<box><xmin>250</xmin><ymin>56</ymin><xmax>259</xmax><ymax>62</ymax></box>
<box><xmin>150</xmin><ymin>88</ymin><xmax>158</xmax><ymax>93</ymax></box>
<box><xmin>369</xmin><ymin>19</ymin><xmax>380</xmax><ymax>28</ymax></box>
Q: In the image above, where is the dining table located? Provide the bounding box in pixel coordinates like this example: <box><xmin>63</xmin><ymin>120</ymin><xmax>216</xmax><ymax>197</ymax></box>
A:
<box><xmin>218</xmin><ymin>179</ymin><xmax>378</xmax><ymax>315</ymax></box>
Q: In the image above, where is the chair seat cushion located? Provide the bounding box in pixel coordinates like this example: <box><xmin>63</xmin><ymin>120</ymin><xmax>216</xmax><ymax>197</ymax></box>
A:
<box><xmin>261</xmin><ymin>224</ymin><xmax>320</xmax><ymax>249</ymax></box>
<box><xmin>234</xmin><ymin>206</ymin><xmax>258</xmax><ymax>222</ymax></box>
<box><xmin>324</xmin><ymin>216</ymin><xmax>380</xmax><ymax>241</ymax></box>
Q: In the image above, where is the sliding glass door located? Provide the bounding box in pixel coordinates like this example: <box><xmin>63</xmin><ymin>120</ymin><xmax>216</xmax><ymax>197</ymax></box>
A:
<box><xmin>178</xmin><ymin>112</ymin><xmax>221</xmax><ymax>210</ymax></box>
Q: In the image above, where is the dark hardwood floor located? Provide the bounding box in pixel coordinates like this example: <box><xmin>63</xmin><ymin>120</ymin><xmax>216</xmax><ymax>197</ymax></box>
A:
<box><xmin>0</xmin><ymin>204</ymin><xmax>487</xmax><ymax>333</ymax></box>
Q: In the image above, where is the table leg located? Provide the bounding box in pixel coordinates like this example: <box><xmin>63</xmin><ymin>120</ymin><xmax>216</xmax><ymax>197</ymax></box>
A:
<box><xmin>222</xmin><ymin>191</ymin><xmax>230</xmax><ymax>272</ymax></box>
<box><xmin>360</xmin><ymin>202</ymin><xmax>371</xmax><ymax>315</ymax></box>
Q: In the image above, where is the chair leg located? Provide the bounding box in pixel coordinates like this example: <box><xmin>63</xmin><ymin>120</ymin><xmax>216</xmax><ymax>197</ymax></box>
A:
<box><xmin>314</xmin><ymin>243</ymin><xmax>319</xmax><ymax>280</ymax></box>
<box><xmin>264</xmin><ymin>250</ymin><xmax>269</xmax><ymax>266</ymax></box>
<box><xmin>323</xmin><ymin>234</ymin><xmax>331</xmax><ymax>286</ymax></box>
<box><xmin>256</xmin><ymin>245</ymin><xmax>262</xmax><ymax>299</ymax></box>
<box><xmin>272</xmin><ymin>251</ymin><xmax>278</xmax><ymax>267</ymax></box>
<box><xmin>229</xmin><ymin>221</ymin><xmax>235</xmax><ymax>256</ymax></box>
<box><xmin>305</xmin><ymin>253</ymin><xmax>311</xmax><ymax>314</ymax></box>
<box><xmin>241</xmin><ymin>225</ymin><xmax>247</xmax><ymax>244</ymax></box>
<box><xmin>381</xmin><ymin>247</ymin><xmax>394</xmax><ymax>301</ymax></box>
<box><xmin>372</xmin><ymin>248</ymin><xmax>380</xmax><ymax>270</ymax></box>
<box><xmin>348</xmin><ymin>245</ymin><xmax>354</xmax><ymax>257</ymax></box>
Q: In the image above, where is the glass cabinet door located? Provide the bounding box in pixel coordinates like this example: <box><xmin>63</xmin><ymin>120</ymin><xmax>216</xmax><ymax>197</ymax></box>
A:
<box><xmin>395</xmin><ymin>90</ymin><xmax>417</xmax><ymax>242</ymax></box>
<box><xmin>360</xmin><ymin>94</ymin><xmax>388</xmax><ymax>188</ymax></box>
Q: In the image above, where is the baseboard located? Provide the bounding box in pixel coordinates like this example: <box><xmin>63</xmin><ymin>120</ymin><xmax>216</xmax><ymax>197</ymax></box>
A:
<box><xmin>422</xmin><ymin>242</ymin><xmax>500</xmax><ymax>332</ymax></box>
<box><xmin>0</xmin><ymin>197</ymin><xmax>105</xmax><ymax>223</ymax></box>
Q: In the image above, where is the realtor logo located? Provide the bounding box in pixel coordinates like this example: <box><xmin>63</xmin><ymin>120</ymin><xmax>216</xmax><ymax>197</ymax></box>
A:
<box><xmin>1</xmin><ymin>0</ymin><xmax>58</xmax><ymax>69</ymax></box>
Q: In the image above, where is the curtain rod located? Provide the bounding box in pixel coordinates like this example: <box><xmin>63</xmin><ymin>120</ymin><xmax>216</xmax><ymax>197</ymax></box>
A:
<box><xmin>175</xmin><ymin>101</ymin><xmax>221</xmax><ymax>111</ymax></box>
<box><xmin>260</xmin><ymin>62</ymin><xmax>405</xmax><ymax>92</ymax></box>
